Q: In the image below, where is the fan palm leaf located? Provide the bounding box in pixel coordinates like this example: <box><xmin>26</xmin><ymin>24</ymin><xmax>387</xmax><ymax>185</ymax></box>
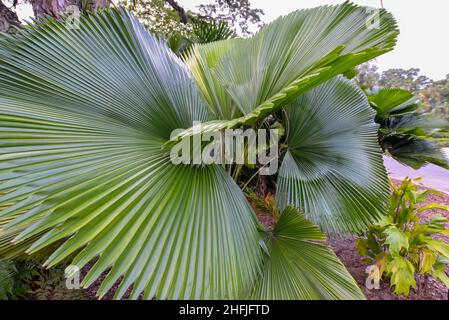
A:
<box><xmin>369</xmin><ymin>88</ymin><xmax>449</xmax><ymax>169</ymax></box>
<box><xmin>0</xmin><ymin>3</ymin><xmax>399</xmax><ymax>299</ymax></box>
<box><xmin>276</xmin><ymin>77</ymin><xmax>389</xmax><ymax>233</ymax></box>
<box><xmin>0</xmin><ymin>9</ymin><xmax>262</xmax><ymax>299</ymax></box>
<box><xmin>166</xmin><ymin>1</ymin><xmax>398</xmax><ymax>145</ymax></box>
<box><xmin>251</xmin><ymin>208</ymin><xmax>365</xmax><ymax>299</ymax></box>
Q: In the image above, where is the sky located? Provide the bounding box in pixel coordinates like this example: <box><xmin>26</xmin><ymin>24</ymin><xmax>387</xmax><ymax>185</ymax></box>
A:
<box><xmin>11</xmin><ymin>0</ymin><xmax>449</xmax><ymax>80</ymax></box>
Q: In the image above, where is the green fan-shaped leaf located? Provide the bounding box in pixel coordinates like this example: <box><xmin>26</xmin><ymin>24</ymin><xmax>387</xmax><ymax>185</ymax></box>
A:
<box><xmin>192</xmin><ymin>19</ymin><xmax>236</xmax><ymax>44</ymax></box>
<box><xmin>276</xmin><ymin>77</ymin><xmax>389</xmax><ymax>233</ymax></box>
<box><xmin>164</xmin><ymin>1</ymin><xmax>398</xmax><ymax>147</ymax></box>
<box><xmin>382</xmin><ymin>135</ymin><xmax>449</xmax><ymax>170</ymax></box>
<box><xmin>368</xmin><ymin>88</ymin><xmax>419</xmax><ymax>117</ymax></box>
<box><xmin>371</xmin><ymin>88</ymin><xmax>449</xmax><ymax>169</ymax></box>
<box><xmin>250</xmin><ymin>208</ymin><xmax>365</xmax><ymax>300</ymax></box>
<box><xmin>0</xmin><ymin>9</ymin><xmax>263</xmax><ymax>299</ymax></box>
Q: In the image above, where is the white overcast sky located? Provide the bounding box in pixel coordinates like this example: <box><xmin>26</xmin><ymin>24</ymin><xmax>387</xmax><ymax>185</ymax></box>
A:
<box><xmin>12</xmin><ymin>0</ymin><xmax>449</xmax><ymax>80</ymax></box>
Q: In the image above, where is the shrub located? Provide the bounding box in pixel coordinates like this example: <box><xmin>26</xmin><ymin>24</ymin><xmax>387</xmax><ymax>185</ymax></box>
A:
<box><xmin>357</xmin><ymin>178</ymin><xmax>449</xmax><ymax>296</ymax></box>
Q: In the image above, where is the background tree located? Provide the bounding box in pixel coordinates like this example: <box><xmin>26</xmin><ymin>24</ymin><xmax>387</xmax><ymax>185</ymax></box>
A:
<box><xmin>122</xmin><ymin>0</ymin><xmax>193</xmax><ymax>36</ymax></box>
<box><xmin>197</xmin><ymin>0</ymin><xmax>263</xmax><ymax>35</ymax></box>
<box><xmin>355</xmin><ymin>61</ymin><xmax>381</xmax><ymax>91</ymax></box>
<box><xmin>122</xmin><ymin>0</ymin><xmax>264</xmax><ymax>36</ymax></box>
<box><xmin>0</xmin><ymin>0</ymin><xmax>20</xmax><ymax>33</ymax></box>
<box><xmin>420</xmin><ymin>76</ymin><xmax>449</xmax><ymax>119</ymax></box>
<box><xmin>379</xmin><ymin>68</ymin><xmax>432</xmax><ymax>93</ymax></box>
<box><xmin>356</xmin><ymin>63</ymin><xmax>449</xmax><ymax>122</ymax></box>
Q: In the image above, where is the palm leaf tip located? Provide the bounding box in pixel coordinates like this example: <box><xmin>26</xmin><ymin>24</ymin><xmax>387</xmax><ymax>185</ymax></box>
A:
<box><xmin>251</xmin><ymin>208</ymin><xmax>366</xmax><ymax>300</ymax></box>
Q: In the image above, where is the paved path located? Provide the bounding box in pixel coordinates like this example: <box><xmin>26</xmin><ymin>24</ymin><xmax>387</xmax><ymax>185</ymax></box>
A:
<box><xmin>384</xmin><ymin>148</ymin><xmax>449</xmax><ymax>193</ymax></box>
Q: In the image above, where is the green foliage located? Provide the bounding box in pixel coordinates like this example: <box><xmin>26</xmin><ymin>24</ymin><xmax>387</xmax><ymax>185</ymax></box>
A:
<box><xmin>431</xmin><ymin>130</ymin><xmax>449</xmax><ymax>148</ymax></box>
<box><xmin>251</xmin><ymin>208</ymin><xmax>365</xmax><ymax>300</ymax></box>
<box><xmin>122</xmin><ymin>0</ymin><xmax>193</xmax><ymax>36</ymax></box>
<box><xmin>356</xmin><ymin>178</ymin><xmax>449</xmax><ymax>296</ymax></box>
<box><xmin>165</xmin><ymin>18</ymin><xmax>236</xmax><ymax>56</ymax></box>
<box><xmin>355</xmin><ymin>62</ymin><xmax>380</xmax><ymax>91</ymax></box>
<box><xmin>0</xmin><ymin>4</ymin><xmax>399</xmax><ymax>299</ymax></box>
<box><xmin>276</xmin><ymin>77</ymin><xmax>389</xmax><ymax>233</ymax></box>
<box><xmin>122</xmin><ymin>0</ymin><xmax>263</xmax><ymax>37</ymax></box>
<box><xmin>27</xmin><ymin>265</ymin><xmax>88</xmax><ymax>300</ymax></box>
<box><xmin>0</xmin><ymin>259</ymin><xmax>18</xmax><ymax>299</ymax></box>
<box><xmin>0</xmin><ymin>259</ymin><xmax>43</xmax><ymax>299</ymax></box>
<box><xmin>191</xmin><ymin>18</ymin><xmax>236</xmax><ymax>44</ymax></box>
<box><xmin>379</xmin><ymin>68</ymin><xmax>432</xmax><ymax>93</ymax></box>
<box><xmin>246</xmin><ymin>191</ymin><xmax>280</xmax><ymax>221</ymax></box>
<box><xmin>197</xmin><ymin>0</ymin><xmax>264</xmax><ymax>35</ymax></box>
<box><xmin>356</xmin><ymin>63</ymin><xmax>449</xmax><ymax>122</ymax></box>
<box><xmin>421</xmin><ymin>76</ymin><xmax>449</xmax><ymax>121</ymax></box>
<box><xmin>367</xmin><ymin>88</ymin><xmax>449</xmax><ymax>169</ymax></box>
<box><xmin>0</xmin><ymin>259</ymin><xmax>88</xmax><ymax>300</ymax></box>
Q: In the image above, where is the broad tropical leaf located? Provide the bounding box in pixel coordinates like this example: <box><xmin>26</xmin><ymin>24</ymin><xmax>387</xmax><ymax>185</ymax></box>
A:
<box><xmin>251</xmin><ymin>208</ymin><xmax>365</xmax><ymax>300</ymax></box>
<box><xmin>383</xmin><ymin>226</ymin><xmax>409</xmax><ymax>255</ymax></box>
<box><xmin>369</xmin><ymin>88</ymin><xmax>449</xmax><ymax>169</ymax></box>
<box><xmin>387</xmin><ymin>256</ymin><xmax>416</xmax><ymax>296</ymax></box>
<box><xmin>0</xmin><ymin>9</ymin><xmax>263</xmax><ymax>299</ymax></box>
<box><xmin>165</xmin><ymin>1</ymin><xmax>398</xmax><ymax>146</ymax></box>
<box><xmin>368</xmin><ymin>88</ymin><xmax>419</xmax><ymax>117</ymax></box>
<box><xmin>382</xmin><ymin>135</ymin><xmax>449</xmax><ymax>169</ymax></box>
<box><xmin>276</xmin><ymin>77</ymin><xmax>389</xmax><ymax>233</ymax></box>
<box><xmin>165</xmin><ymin>33</ymin><xmax>192</xmax><ymax>56</ymax></box>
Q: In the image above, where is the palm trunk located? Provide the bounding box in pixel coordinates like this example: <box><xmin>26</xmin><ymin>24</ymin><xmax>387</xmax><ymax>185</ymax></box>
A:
<box><xmin>257</xmin><ymin>174</ymin><xmax>267</xmax><ymax>198</ymax></box>
<box><xmin>0</xmin><ymin>0</ymin><xmax>20</xmax><ymax>34</ymax></box>
<box><xmin>30</xmin><ymin>0</ymin><xmax>110</xmax><ymax>20</ymax></box>
<box><xmin>30</xmin><ymin>0</ymin><xmax>79</xmax><ymax>19</ymax></box>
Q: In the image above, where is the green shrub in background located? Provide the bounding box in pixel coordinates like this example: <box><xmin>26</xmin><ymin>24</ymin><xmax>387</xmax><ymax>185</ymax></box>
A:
<box><xmin>357</xmin><ymin>178</ymin><xmax>449</xmax><ymax>296</ymax></box>
<box><xmin>0</xmin><ymin>259</ymin><xmax>38</xmax><ymax>299</ymax></box>
<box><xmin>0</xmin><ymin>259</ymin><xmax>88</xmax><ymax>300</ymax></box>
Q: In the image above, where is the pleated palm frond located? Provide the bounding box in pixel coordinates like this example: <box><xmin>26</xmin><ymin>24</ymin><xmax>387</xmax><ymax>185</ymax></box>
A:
<box><xmin>165</xmin><ymin>1</ymin><xmax>398</xmax><ymax>146</ymax></box>
<box><xmin>382</xmin><ymin>135</ymin><xmax>449</xmax><ymax>169</ymax></box>
<box><xmin>0</xmin><ymin>9</ymin><xmax>262</xmax><ymax>300</ymax></box>
<box><xmin>192</xmin><ymin>19</ymin><xmax>236</xmax><ymax>44</ymax></box>
<box><xmin>250</xmin><ymin>207</ymin><xmax>365</xmax><ymax>300</ymax></box>
<box><xmin>0</xmin><ymin>3</ymin><xmax>399</xmax><ymax>300</ymax></box>
<box><xmin>277</xmin><ymin>77</ymin><xmax>390</xmax><ymax>233</ymax></box>
<box><xmin>369</xmin><ymin>89</ymin><xmax>449</xmax><ymax>169</ymax></box>
<box><xmin>165</xmin><ymin>33</ymin><xmax>193</xmax><ymax>56</ymax></box>
<box><xmin>369</xmin><ymin>88</ymin><xmax>419</xmax><ymax>117</ymax></box>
